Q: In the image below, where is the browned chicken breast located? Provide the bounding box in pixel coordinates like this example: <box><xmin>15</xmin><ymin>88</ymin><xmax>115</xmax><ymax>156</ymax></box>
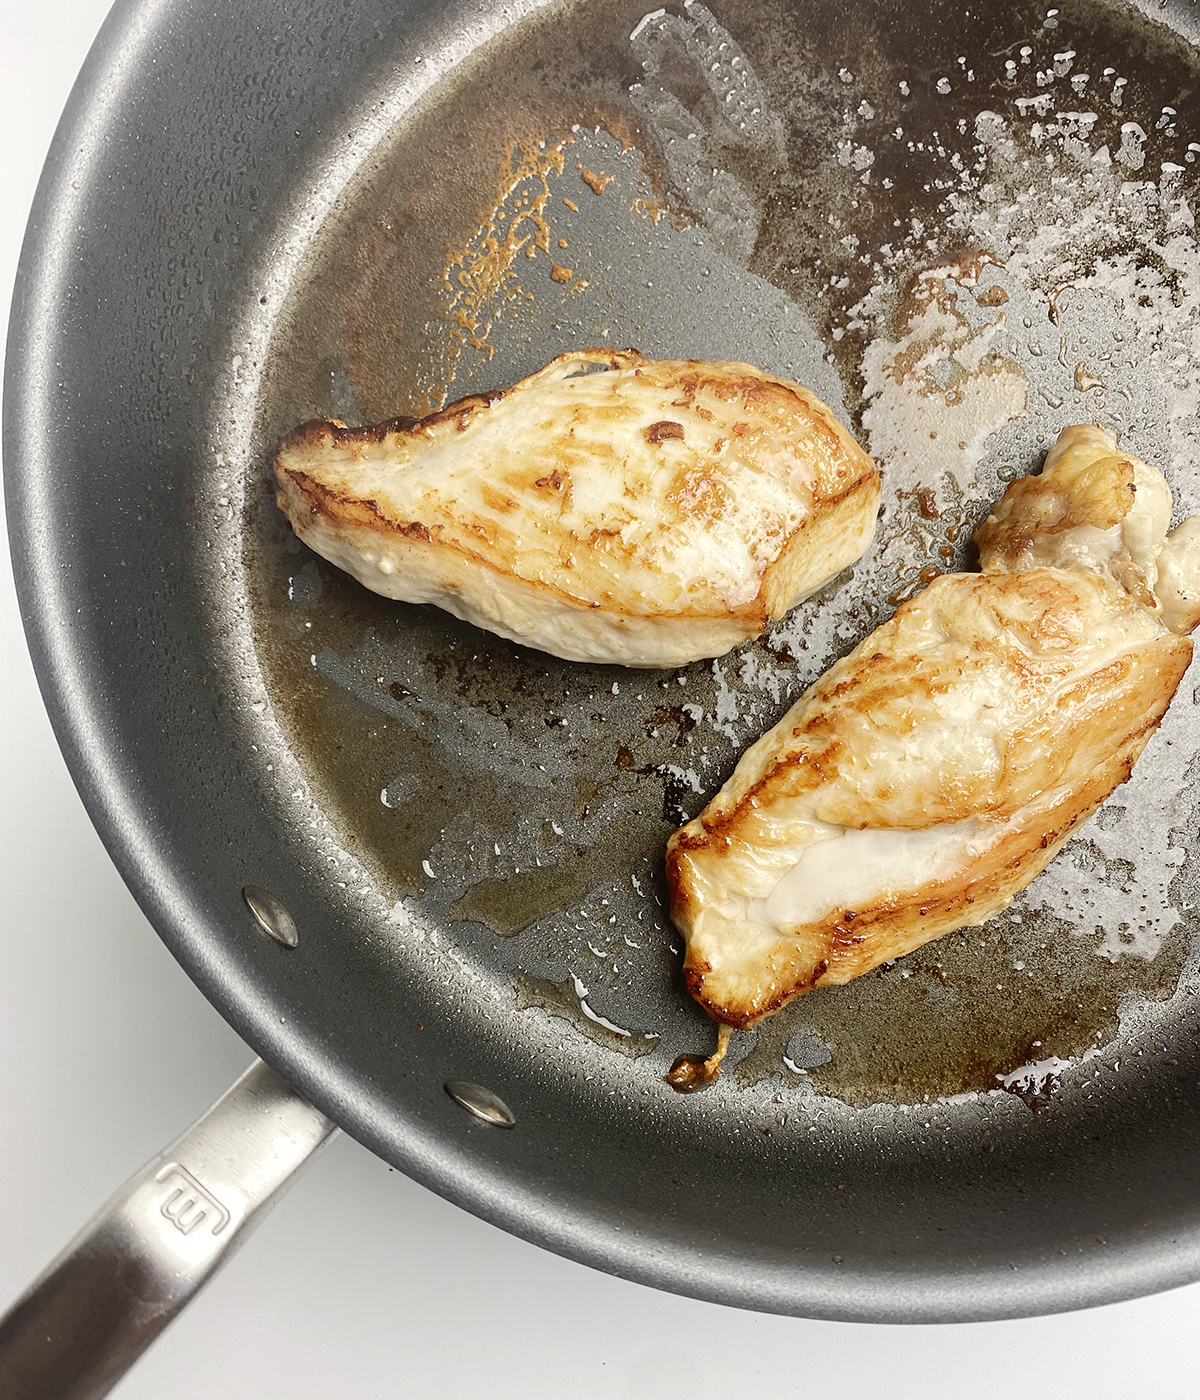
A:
<box><xmin>666</xmin><ymin>425</ymin><xmax>1200</xmax><ymax>1066</ymax></box>
<box><xmin>274</xmin><ymin>349</ymin><xmax>879</xmax><ymax>667</ymax></box>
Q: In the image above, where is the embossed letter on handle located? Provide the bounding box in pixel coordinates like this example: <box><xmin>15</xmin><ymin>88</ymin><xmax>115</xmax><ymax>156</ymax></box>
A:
<box><xmin>0</xmin><ymin>1061</ymin><xmax>337</xmax><ymax>1400</ymax></box>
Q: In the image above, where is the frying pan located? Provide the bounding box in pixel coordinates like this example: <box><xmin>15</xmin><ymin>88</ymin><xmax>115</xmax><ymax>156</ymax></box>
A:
<box><xmin>6</xmin><ymin>0</ymin><xmax>1200</xmax><ymax>1393</ymax></box>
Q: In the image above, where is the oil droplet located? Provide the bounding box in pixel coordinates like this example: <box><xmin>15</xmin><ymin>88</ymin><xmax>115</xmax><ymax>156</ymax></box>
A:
<box><xmin>1074</xmin><ymin>360</ymin><xmax>1105</xmax><ymax>392</ymax></box>
<box><xmin>512</xmin><ymin>972</ymin><xmax>659</xmax><ymax>1058</ymax></box>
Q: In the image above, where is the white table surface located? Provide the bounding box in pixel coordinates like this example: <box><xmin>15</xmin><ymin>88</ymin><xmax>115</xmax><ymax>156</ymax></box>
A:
<box><xmin>4</xmin><ymin>4</ymin><xmax>1200</xmax><ymax>1397</ymax></box>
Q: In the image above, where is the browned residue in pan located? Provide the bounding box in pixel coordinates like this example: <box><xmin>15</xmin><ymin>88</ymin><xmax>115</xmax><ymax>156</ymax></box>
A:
<box><xmin>430</xmin><ymin>139</ymin><xmax>570</xmax><ymax>402</ymax></box>
<box><xmin>666</xmin><ymin>1023</ymin><xmax>732</xmax><ymax>1092</ymax></box>
<box><xmin>580</xmin><ymin>167</ymin><xmax>613</xmax><ymax>195</ymax></box>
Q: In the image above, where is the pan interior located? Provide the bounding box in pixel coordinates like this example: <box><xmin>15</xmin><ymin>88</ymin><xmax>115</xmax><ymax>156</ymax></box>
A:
<box><xmin>246</xmin><ymin>0</ymin><xmax>1200</xmax><ymax>1112</ymax></box>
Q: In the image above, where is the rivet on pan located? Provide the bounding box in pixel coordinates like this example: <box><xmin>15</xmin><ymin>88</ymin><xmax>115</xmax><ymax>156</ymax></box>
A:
<box><xmin>242</xmin><ymin>886</ymin><xmax>299</xmax><ymax>948</ymax></box>
<box><xmin>445</xmin><ymin>1081</ymin><xmax>516</xmax><ymax>1128</ymax></box>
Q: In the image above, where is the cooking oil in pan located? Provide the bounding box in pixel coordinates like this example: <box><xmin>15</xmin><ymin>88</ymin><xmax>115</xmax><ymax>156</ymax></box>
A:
<box><xmin>513</xmin><ymin>971</ymin><xmax>662</xmax><ymax>1058</ymax></box>
<box><xmin>249</xmin><ymin>0</ymin><xmax>1200</xmax><ymax>1107</ymax></box>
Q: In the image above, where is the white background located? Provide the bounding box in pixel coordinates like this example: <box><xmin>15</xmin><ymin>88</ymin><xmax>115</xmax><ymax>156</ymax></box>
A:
<box><xmin>3</xmin><ymin>3</ymin><xmax>1200</xmax><ymax>1396</ymax></box>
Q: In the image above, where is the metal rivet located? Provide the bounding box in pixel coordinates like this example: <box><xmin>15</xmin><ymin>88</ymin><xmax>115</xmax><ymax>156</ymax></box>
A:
<box><xmin>445</xmin><ymin>1081</ymin><xmax>516</xmax><ymax>1128</ymax></box>
<box><xmin>242</xmin><ymin>886</ymin><xmax>299</xmax><ymax>948</ymax></box>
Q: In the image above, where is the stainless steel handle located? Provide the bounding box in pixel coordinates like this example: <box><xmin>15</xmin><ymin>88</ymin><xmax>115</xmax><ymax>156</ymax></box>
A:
<box><xmin>0</xmin><ymin>1060</ymin><xmax>338</xmax><ymax>1400</ymax></box>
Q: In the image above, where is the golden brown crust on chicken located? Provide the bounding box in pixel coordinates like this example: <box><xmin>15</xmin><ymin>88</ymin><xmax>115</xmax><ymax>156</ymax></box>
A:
<box><xmin>274</xmin><ymin>349</ymin><xmax>879</xmax><ymax>667</ymax></box>
<box><xmin>667</xmin><ymin>570</ymin><xmax>1191</xmax><ymax>1028</ymax></box>
<box><xmin>667</xmin><ymin>426</ymin><xmax>1200</xmax><ymax>1033</ymax></box>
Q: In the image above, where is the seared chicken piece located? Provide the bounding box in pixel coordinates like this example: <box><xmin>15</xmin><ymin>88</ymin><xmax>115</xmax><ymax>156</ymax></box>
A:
<box><xmin>667</xmin><ymin>425</ymin><xmax>1200</xmax><ymax>1049</ymax></box>
<box><xmin>275</xmin><ymin>349</ymin><xmax>879</xmax><ymax>667</ymax></box>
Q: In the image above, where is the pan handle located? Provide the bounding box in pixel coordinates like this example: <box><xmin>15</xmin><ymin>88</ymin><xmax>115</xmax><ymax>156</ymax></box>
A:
<box><xmin>0</xmin><ymin>1060</ymin><xmax>338</xmax><ymax>1400</ymax></box>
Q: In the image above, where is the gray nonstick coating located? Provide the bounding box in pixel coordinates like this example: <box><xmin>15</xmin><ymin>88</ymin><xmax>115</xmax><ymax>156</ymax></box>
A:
<box><xmin>8</xmin><ymin>0</ymin><xmax>1200</xmax><ymax>1321</ymax></box>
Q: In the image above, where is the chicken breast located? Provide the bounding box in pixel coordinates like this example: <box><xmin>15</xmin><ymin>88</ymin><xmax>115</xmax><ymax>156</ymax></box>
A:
<box><xmin>666</xmin><ymin>425</ymin><xmax>1200</xmax><ymax>1053</ymax></box>
<box><xmin>274</xmin><ymin>349</ymin><xmax>879</xmax><ymax>667</ymax></box>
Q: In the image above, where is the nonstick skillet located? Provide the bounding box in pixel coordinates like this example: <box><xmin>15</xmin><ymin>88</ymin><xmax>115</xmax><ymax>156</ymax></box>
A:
<box><xmin>7</xmin><ymin>0</ymin><xmax>1200</xmax><ymax>1394</ymax></box>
